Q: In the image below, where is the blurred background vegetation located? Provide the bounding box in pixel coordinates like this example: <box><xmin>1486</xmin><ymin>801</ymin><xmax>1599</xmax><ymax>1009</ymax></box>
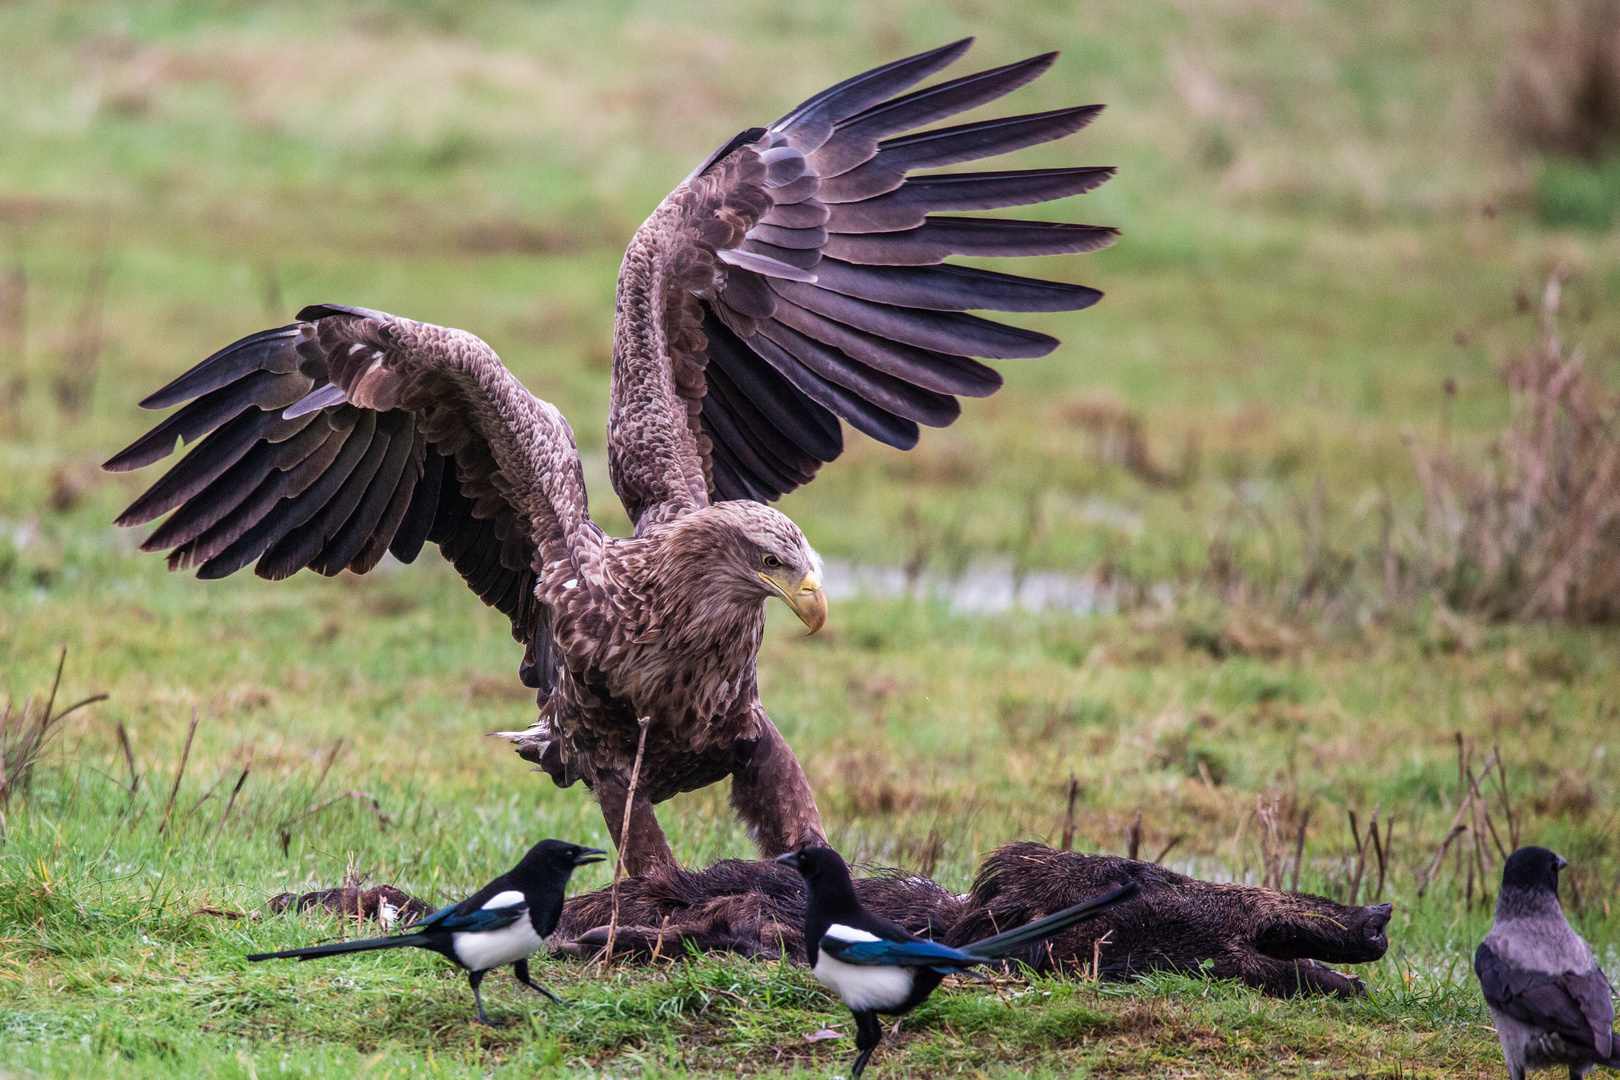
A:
<box><xmin>6</xmin><ymin>0</ymin><xmax>1620</xmax><ymax>597</ymax></box>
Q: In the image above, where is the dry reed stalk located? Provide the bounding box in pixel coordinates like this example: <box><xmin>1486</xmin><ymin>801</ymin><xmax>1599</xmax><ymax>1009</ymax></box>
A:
<box><xmin>1465</xmin><ymin>752</ymin><xmax>1510</xmax><ymax>862</ymax></box>
<box><xmin>1468</xmin><ymin>792</ymin><xmax>1492</xmax><ymax>909</ymax></box>
<box><xmin>185</xmin><ymin>771</ymin><xmax>229</xmax><ymax>818</ymax></box>
<box><xmin>215</xmin><ymin>762</ymin><xmax>250</xmax><ymax>840</ymax></box>
<box><xmin>1060</xmin><ymin>773</ymin><xmax>1079</xmax><ymax>851</ymax></box>
<box><xmin>115</xmin><ymin>722</ymin><xmax>138</xmax><ymax>795</ymax></box>
<box><xmin>1126</xmin><ymin>809</ymin><xmax>1142</xmax><ymax>861</ymax></box>
<box><xmin>601</xmin><ymin>716</ymin><xmax>651</xmax><ymax>965</ymax></box>
<box><xmin>918</xmin><ymin>827</ymin><xmax>942</xmax><ymax>878</ymax></box>
<box><xmin>1411</xmin><ymin>271</ymin><xmax>1620</xmax><ymax>620</ymax></box>
<box><xmin>1346</xmin><ymin>809</ymin><xmax>1371</xmax><ymax>905</ymax></box>
<box><xmin>1369</xmin><ymin>811</ymin><xmax>1391</xmax><ymax>901</ymax></box>
<box><xmin>1491</xmin><ymin>746</ymin><xmax>1523</xmax><ymax>850</ymax></box>
<box><xmin>158</xmin><ymin>709</ymin><xmax>199</xmax><ymax>835</ymax></box>
<box><xmin>312</xmin><ymin>738</ymin><xmax>344</xmax><ymax>797</ymax></box>
<box><xmin>1152</xmin><ymin>834</ymin><xmax>1185</xmax><ymax>865</ymax></box>
<box><xmin>1256</xmin><ymin>793</ymin><xmax>1285</xmax><ymax>890</ymax></box>
<box><xmin>1290</xmin><ymin>808</ymin><xmax>1311</xmax><ymax>892</ymax></box>
<box><xmin>1418</xmin><ymin>812</ymin><xmax>1472</xmax><ymax>898</ymax></box>
<box><xmin>0</xmin><ymin>648</ymin><xmax>108</xmax><ymax>835</ymax></box>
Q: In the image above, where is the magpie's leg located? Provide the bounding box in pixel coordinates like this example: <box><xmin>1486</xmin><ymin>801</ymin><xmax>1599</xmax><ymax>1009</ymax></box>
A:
<box><xmin>468</xmin><ymin>969</ymin><xmax>495</xmax><ymax>1027</ymax></box>
<box><xmin>849</xmin><ymin>1011</ymin><xmax>882</xmax><ymax>1080</ymax></box>
<box><xmin>729</xmin><ymin>715</ymin><xmax>826</xmax><ymax>858</ymax></box>
<box><xmin>512</xmin><ymin>959</ymin><xmax>564</xmax><ymax>1005</ymax></box>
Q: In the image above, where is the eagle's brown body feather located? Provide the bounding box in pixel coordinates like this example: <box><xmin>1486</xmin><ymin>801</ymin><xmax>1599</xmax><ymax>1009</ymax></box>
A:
<box><xmin>105</xmin><ymin>40</ymin><xmax>1113</xmax><ymax>873</ymax></box>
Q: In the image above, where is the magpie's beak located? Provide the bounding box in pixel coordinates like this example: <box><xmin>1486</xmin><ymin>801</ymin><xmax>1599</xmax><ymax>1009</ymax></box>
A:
<box><xmin>1556</xmin><ymin>855</ymin><xmax>1568</xmax><ymax>870</ymax></box>
<box><xmin>775</xmin><ymin>852</ymin><xmax>802</xmax><ymax>868</ymax></box>
<box><xmin>573</xmin><ymin>847</ymin><xmax>608</xmax><ymax>867</ymax></box>
<box><xmin>760</xmin><ymin>568</ymin><xmax>827</xmax><ymax>634</ymax></box>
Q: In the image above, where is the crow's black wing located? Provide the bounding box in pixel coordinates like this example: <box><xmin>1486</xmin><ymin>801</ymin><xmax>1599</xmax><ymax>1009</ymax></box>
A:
<box><xmin>1476</xmin><ymin>940</ymin><xmax>1615</xmax><ymax>1059</ymax></box>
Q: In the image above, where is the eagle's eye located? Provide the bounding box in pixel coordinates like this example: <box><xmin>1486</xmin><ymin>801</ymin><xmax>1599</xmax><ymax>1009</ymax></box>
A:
<box><xmin>762</xmin><ymin>554</ymin><xmax>783</xmax><ymax>569</ymax></box>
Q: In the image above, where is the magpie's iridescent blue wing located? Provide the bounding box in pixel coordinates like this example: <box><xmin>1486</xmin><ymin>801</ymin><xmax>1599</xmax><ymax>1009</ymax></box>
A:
<box><xmin>411</xmin><ymin>901</ymin><xmax>461</xmax><ymax>932</ymax></box>
<box><xmin>432</xmin><ymin>905</ymin><xmax>527</xmax><ymax>934</ymax></box>
<box><xmin>414</xmin><ymin>891</ymin><xmax>527</xmax><ymax>935</ymax></box>
<box><xmin>820</xmin><ymin>934</ymin><xmax>977</xmax><ymax>969</ymax></box>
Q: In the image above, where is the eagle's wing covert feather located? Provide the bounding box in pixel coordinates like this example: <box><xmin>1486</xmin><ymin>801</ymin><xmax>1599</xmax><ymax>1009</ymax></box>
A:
<box><xmin>607</xmin><ymin>38</ymin><xmax>1116</xmax><ymax>533</ymax></box>
<box><xmin>106</xmin><ymin>307</ymin><xmax>593</xmax><ymax>692</ymax></box>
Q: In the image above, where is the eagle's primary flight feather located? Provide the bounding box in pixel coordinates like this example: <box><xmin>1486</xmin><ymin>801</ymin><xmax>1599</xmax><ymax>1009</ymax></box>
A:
<box><xmin>106</xmin><ymin>39</ymin><xmax>1114</xmax><ymax>873</ymax></box>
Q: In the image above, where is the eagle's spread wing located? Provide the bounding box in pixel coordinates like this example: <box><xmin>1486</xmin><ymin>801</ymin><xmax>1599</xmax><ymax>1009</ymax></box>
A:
<box><xmin>1476</xmin><ymin>940</ymin><xmax>1617</xmax><ymax>1059</ymax></box>
<box><xmin>608</xmin><ymin>38</ymin><xmax>1114</xmax><ymax>532</ymax></box>
<box><xmin>105</xmin><ymin>306</ymin><xmax>592</xmax><ymax>690</ymax></box>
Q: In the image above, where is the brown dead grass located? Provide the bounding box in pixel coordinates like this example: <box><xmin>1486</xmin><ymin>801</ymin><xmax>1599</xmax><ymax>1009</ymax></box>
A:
<box><xmin>1414</xmin><ymin>271</ymin><xmax>1620</xmax><ymax>620</ymax></box>
<box><xmin>1495</xmin><ymin>0</ymin><xmax>1620</xmax><ymax>160</ymax></box>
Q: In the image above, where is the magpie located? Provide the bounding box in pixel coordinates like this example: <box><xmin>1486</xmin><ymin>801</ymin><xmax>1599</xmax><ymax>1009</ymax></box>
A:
<box><xmin>248</xmin><ymin>839</ymin><xmax>605</xmax><ymax>1025</ymax></box>
<box><xmin>1475</xmin><ymin>846</ymin><xmax>1620</xmax><ymax>1080</ymax></box>
<box><xmin>779</xmin><ymin>846</ymin><xmax>1140</xmax><ymax>1078</ymax></box>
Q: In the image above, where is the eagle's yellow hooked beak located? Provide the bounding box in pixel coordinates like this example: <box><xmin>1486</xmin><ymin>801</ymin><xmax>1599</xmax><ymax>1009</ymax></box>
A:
<box><xmin>760</xmin><ymin>568</ymin><xmax>827</xmax><ymax>634</ymax></box>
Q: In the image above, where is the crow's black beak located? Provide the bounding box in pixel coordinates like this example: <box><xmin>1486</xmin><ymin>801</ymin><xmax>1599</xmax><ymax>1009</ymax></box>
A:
<box><xmin>573</xmin><ymin>847</ymin><xmax>608</xmax><ymax>866</ymax></box>
<box><xmin>1556</xmin><ymin>855</ymin><xmax>1568</xmax><ymax>870</ymax></box>
<box><xmin>775</xmin><ymin>852</ymin><xmax>800</xmax><ymax>866</ymax></box>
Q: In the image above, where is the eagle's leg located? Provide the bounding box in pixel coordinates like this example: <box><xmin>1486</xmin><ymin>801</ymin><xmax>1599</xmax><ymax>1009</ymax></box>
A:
<box><xmin>596</xmin><ymin>768</ymin><xmax>675</xmax><ymax>876</ymax></box>
<box><xmin>730</xmin><ymin>714</ymin><xmax>827</xmax><ymax>858</ymax></box>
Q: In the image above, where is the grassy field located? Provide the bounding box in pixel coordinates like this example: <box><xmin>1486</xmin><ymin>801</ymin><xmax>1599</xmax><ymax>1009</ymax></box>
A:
<box><xmin>4</xmin><ymin>0</ymin><xmax>1620</xmax><ymax>1076</ymax></box>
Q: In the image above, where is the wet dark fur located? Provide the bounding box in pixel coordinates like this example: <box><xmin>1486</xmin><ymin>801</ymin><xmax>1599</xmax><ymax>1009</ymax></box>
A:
<box><xmin>945</xmin><ymin>842</ymin><xmax>1391</xmax><ymax>997</ymax></box>
<box><xmin>266</xmin><ymin>884</ymin><xmax>435</xmax><ymax>927</ymax></box>
<box><xmin>554</xmin><ymin>857</ymin><xmax>958</xmax><ymax>961</ymax></box>
<box><xmin>554</xmin><ymin>842</ymin><xmax>1392</xmax><ymax>998</ymax></box>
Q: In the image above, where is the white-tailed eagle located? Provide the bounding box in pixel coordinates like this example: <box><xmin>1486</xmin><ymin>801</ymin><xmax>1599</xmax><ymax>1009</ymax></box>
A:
<box><xmin>105</xmin><ymin>39</ymin><xmax>1114</xmax><ymax>873</ymax></box>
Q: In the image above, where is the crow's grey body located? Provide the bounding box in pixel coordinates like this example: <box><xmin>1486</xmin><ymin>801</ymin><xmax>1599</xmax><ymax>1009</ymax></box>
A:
<box><xmin>1476</xmin><ymin>847</ymin><xmax>1619</xmax><ymax>1080</ymax></box>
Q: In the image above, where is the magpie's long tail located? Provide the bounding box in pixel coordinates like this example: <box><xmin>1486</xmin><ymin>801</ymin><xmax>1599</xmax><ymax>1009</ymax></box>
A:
<box><xmin>247</xmin><ymin>934</ymin><xmax>425</xmax><ymax>962</ymax></box>
<box><xmin>961</xmin><ymin>880</ymin><xmax>1140</xmax><ymax>960</ymax></box>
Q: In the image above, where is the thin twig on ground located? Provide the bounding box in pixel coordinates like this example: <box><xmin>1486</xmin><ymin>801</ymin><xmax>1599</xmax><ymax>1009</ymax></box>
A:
<box><xmin>602</xmin><ymin>715</ymin><xmax>650</xmax><ymax>965</ymax></box>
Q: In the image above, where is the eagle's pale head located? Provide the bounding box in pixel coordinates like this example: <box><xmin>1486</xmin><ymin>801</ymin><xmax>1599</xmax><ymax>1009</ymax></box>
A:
<box><xmin>663</xmin><ymin>501</ymin><xmax>826</xmax><ymax>633</ymax></box>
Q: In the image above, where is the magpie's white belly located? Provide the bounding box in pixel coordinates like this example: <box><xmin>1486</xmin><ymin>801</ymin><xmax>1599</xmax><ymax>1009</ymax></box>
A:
<box><xmin>813</xmin><ymin>952</ymin><xmax>914</xmax><ymax>1013</ymax></box>
<box><xmin>452</xmin><ymin>918</ymin><xmax>544</xmax><ymax>972</ymax></box>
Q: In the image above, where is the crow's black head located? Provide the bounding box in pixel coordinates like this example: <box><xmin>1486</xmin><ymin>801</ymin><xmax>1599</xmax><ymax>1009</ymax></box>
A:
<box><xmin>1500</xmin><ymin>846</ymin><xmax>1566</xmax><ymax>896</ymax></box>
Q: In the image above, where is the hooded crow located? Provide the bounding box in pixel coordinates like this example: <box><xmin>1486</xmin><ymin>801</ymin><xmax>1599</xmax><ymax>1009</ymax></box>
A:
<box><xmin>779</xmin><ymin>846</ymin><xmax>1139</xmax><ymax>1078</ymax></box>
<box><xmin>1475</xmin><ymin>846</ymin><xmax>1620</xmax><ymax>1080</ymax></box>
<box><xmin>249</xmin><ymin>839</ymin><xmax>605</xmax><ymax>1025</ymax></box>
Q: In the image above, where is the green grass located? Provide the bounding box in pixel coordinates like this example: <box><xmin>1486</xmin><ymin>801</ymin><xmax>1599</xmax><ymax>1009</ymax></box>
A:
<box><xmin>3</xmin><ymin>0</ymin><xmax>1620</xmax><ymax>1076</ymax></box>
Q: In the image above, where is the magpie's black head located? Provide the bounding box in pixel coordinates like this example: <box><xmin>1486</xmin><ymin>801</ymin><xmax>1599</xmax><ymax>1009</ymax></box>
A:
<box><xmin>777</xmin><ymin>846</ymin><xmax>865</xmax><ymax>914</ymax></box>
<box><xmin>1500</xmin><ymin>845</ymin><xmax>1566</xmax><ymax>895</ymax></box>
<box><xmin>776</xmin><ymin>846</ymin><xmax>850</xmax><ymax>886</ymax></box>
<box><xmin>511</xmin><ymin>839</ymin><xmax>607</xmax><ymax>887</ymax></box>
